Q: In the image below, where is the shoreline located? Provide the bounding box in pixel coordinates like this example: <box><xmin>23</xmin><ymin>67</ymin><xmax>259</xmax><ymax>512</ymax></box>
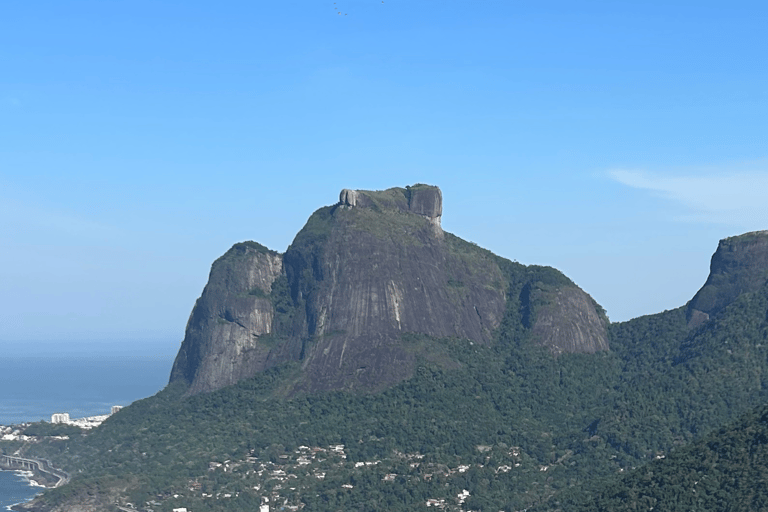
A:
<box><xmin>10</xmin><ymin>469</ymin><xmax>46</xmax><ymax>489</ymax></box>
<box><xmin>0</xmin><ymin>469</ymin><xmax>43</xmax><ymax>511</ymax></box>
<box><xmin>0</xmin><ymin>458</ymin><xmax>68</xmax><ymax>490</ymax></box>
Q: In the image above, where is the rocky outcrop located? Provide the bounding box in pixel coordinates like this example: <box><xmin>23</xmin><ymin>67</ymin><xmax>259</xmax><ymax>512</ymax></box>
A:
<box><xmin>529</xmin><ymin>286</ymin><xmax>609</xmax><ymax>355</ymax></box>
<box><xmin>339</xmin><ymin>184</ymin><xmax>442</xmax><ymax>232</ymax></box>
<box><xmin>405</xmin><ymin>184</ymin><xmax>442</xmax><ymax>220</ymax></box>
<box><xmin>169</xmin><ymin>242</ymin><xmax>283</xmax><ymax>395</ymax></box>
<box><xmin>170</xmin><ymin>184</ymin><xmax>609</xmax><ymax>396</ymax></box>
<box><xmin>686</xmin><ymin>231</ymin><xmax>768</xmax><ymax>328</ymax></box>
<box><xmin>339</xmin><ymin>188</ymin><xmax>359</xmax><ymax>207</ymax></box>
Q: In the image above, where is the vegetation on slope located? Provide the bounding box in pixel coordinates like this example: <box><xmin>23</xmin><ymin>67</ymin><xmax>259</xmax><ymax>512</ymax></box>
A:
<box><xmin>537</xmin><ymin>401</ymin><xmax>768</xmax><ymax>511</ymax></box>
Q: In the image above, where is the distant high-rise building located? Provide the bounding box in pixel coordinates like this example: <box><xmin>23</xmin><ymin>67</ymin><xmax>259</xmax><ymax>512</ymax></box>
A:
<box><xmin>51</xmin><ymin>413</ymin><xmax>70</xmax><ymax>424</ymax></box>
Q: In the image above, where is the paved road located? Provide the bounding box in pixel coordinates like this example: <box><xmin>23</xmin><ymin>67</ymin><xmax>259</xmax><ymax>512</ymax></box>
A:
<box><xmin>1</xmin><ymin>455</ymin><xmax>70</xmax><ymax>487</ymax></box>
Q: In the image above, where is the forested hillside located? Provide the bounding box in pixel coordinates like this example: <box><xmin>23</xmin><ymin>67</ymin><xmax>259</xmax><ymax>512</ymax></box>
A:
<box><xmin>537</xmin><ymin>401</ymin><xmax>768</xmax><ymax>511</ymax></box>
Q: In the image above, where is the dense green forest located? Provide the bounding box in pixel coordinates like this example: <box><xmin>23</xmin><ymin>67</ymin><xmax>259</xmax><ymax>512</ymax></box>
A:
<box><xmin>536</xmin><ymin>402</ymin><xmax>768</xmax><ymax>511</ymax></box>
<box><xmin>6</xmin><ymin>261</ymin><xmax>768</xmax><ymax>511</ymax></box>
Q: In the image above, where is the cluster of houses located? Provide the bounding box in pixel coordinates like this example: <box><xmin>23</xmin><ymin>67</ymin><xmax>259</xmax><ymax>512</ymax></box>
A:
<box><xmin>1</xmin><ymin>425</ymin><xmax>28</xmax><ymax>441</ymax></box>
<box><xmin>131</xmin><ymin>443</ymin><xmax>534</xmax><ymax>512</ymax></box>
<box><xmin>165</xmin><ymin>444</ymin><xmax>515</xmax><ymax>512</ymax></box>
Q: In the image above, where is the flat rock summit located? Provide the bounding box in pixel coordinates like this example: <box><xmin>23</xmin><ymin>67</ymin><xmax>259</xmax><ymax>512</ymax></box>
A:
<box><xmin>170</xmin><ymin>184</ymin><xmax>611</xmax><ymax>396</ymax></box>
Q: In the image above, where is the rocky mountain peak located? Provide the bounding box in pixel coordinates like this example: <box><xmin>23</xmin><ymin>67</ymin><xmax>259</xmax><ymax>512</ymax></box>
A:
<box><xmin>170</xmin><ymin>184</ymin><xmax>608</xmax><ymax>396</ymax></box>
<box><xmin>687</xmin><ymin>230</ymin><xmax>768</xmax><ymax>328</ymax></box>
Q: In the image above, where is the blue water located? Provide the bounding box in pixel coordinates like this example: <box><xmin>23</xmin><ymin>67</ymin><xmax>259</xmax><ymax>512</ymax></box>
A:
<box><xmin>0</xmin><ymin>342</ymin><xmax>177</xmax><ymax>506</ymax></box>
<box><xmin>1</xmin><ymin>341</ymin><xmax>177</xmax><ymax>425</ymax></box>
<box><xmin>1</xmin><ymin>356</ymin><xmax>174</xmax><ymax>424</ymax></box>
<box><xmin>0</xmin><ymin>471</ymin><xmax>41</xmax><ymax>510</ymax></box>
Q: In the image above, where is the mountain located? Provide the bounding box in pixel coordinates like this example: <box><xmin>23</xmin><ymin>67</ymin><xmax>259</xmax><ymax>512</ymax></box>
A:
<box><xmin>170</xmin><ymin>184</ymin><xmax>608</xmax><ymax>396</ymax></box>
<box><xmin>8</xmin><ymin>190</ymin><xmax>768</xmax><ymax>512</ymax></box>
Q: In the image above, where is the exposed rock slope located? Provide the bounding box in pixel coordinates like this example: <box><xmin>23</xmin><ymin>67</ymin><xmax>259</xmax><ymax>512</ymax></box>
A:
<box><xmin>686</xmin><ymin>230</ymin><xmax>768</xmax><ymax>328</ymax></box>
<box><xmin>170</xmin><ymin>242</ymin><xmax>283</xmax><ymax>393</ymax></box>
<box><xmin>529</xmin><ymin>285</ymin><xmax>610</xmax><ymax>354</ymax></box>
<box><xmin>170</xmin><ymin>184</ymin><xmax>608</xmax><ymax>395</ymax></box>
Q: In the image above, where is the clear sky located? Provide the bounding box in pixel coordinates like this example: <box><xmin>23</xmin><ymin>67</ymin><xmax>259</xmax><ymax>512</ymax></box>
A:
<box><xmin>2</xmin><ymin>0</ymin><xmax>767</xmax><ymax>354</ymax></box>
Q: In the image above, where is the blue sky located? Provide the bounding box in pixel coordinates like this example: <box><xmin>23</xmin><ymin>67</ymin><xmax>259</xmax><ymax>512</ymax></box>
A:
<box><xmin>2</xmin><ymin>0</ymin><xmax>767</xmax><ymax>353</ymax></box>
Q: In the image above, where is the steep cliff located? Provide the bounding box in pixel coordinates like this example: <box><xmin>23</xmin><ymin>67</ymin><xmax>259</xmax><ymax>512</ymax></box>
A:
<box><xmin>170</xmin><ymin>184</ymin><xmax>608</xmax><ymax>395</ymax></box>
<box><xmin>686</xmin><ymin>230</ymin><xmax>768</xmax><ymax>328</ymax></box>
<box><xmin>169</xmin><ymin>242</ymin><xmax>283</xmax><ymax>395</ymax></box>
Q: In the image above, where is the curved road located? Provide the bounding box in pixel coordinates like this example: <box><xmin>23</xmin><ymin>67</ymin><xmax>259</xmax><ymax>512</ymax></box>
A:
<box><xmin>0</xmin><ymin>455</ymin><xmax>70</xmax><ymax>487</ymax></box>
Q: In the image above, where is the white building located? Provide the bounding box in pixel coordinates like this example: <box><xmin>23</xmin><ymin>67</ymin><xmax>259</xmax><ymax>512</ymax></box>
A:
<box><xmin>48</xmin><ymin>406</ymin><xmax>122</xmax><ymax>430</ymax></box>
<box><xmin>51</xmin><ymin>413</ymin><xmax>70</xmax><ymax>424</ymax></box>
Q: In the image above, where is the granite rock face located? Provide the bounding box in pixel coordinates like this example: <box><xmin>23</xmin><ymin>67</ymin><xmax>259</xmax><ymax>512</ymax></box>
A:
<box><xmin>406</xmin><ymin>185</ymin><xmax>442</xmax><ymax>220</ymax></box>
<box><xmin>170</xmin><ymin>184</ymin><xmax>609</xmax><ymax>396</ymax></box>
<box><xmin>687</xmin><ymin>231</ymin><xmax>768</xmax><ymax>328</ymax></box>
<box><xmin>169</xmin><ymin>242</ymin><xmax>283</xmax><ymax>395</ymax></box>
<box><xmin>530</xmin><ymin>286</ymin><xmax>609</xmax><ymax>355</ymax></box>
<box><xmin>282</xmin><ymin>186</ymin><xmax>500</xmax><ymax>392</ymax></box>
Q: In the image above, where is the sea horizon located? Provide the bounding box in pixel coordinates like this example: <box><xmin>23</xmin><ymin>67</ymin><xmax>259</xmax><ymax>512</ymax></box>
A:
<box><xmin>1</xmin><ymin>339</ymin><xmax>177</xmax><ymax>425</ymax></box>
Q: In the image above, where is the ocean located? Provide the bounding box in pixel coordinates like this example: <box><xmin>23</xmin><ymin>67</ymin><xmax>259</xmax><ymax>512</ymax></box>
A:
<box><xmin>1</xmin><ymin>341</ymin><xmax>177</xmax><ymax>508</ymax></box>
<box><xmin>0</xmin><ymin>471</ymin><xmax>42</xmax><ymax>510</ymax></box>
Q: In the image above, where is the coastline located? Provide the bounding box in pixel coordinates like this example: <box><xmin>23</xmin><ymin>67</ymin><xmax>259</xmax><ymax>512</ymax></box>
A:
<box><xmin>0</xmin><ymin>351</ymin><xmax>175</xmax><ymax>512</ymax></box>
<box><xmin>0</xmin><ymin>457</ymin><xmax>68</xmax><ymax>490</ymax></box>
<box><xmin>0</xmin><ymin>469</ymin><xmax>42</xmax><ymax>511</ymax></box>
<box><xmin>7</xmin><ymin>469</ymin><xmax>45</xmax><ymax>489</ymax></box>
